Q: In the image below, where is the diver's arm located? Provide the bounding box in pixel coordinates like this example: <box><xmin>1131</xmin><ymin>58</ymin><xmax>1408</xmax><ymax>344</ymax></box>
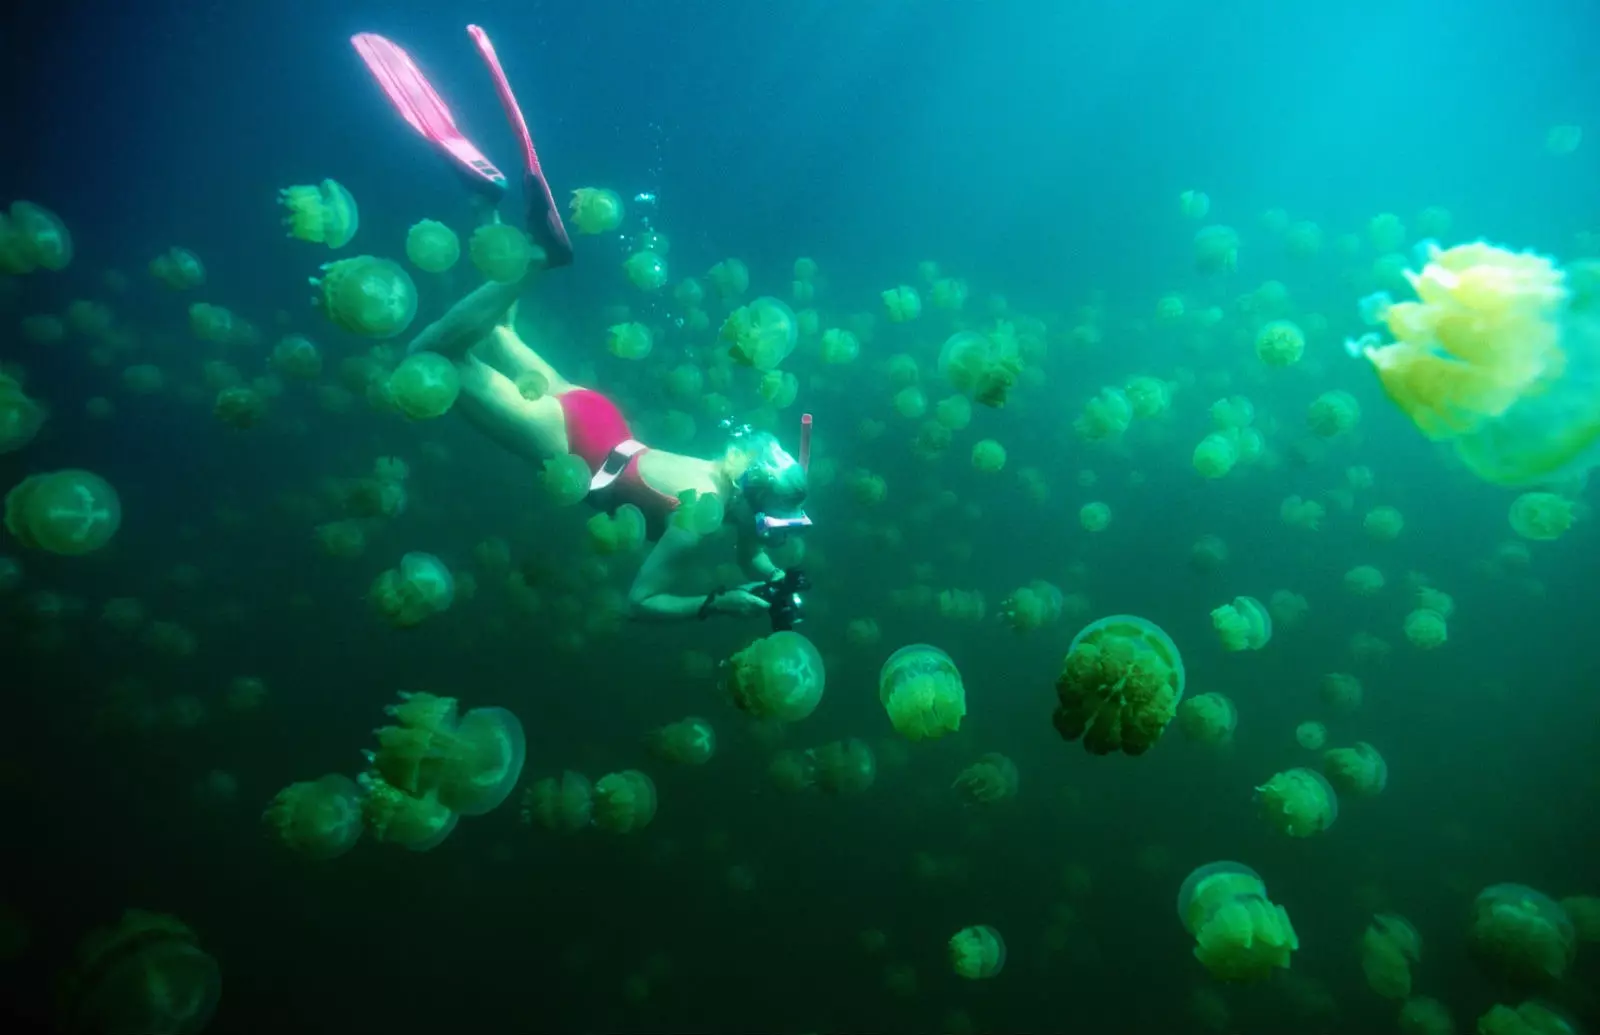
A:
<box><xmin>628</xmin><ymin>527</ymin><xmax>766</xmax><ymax>622</ymax></box>
<box><xmin>737</xmin><ymin>532</ymin><xmax>780</xmax><ymax>581</ymax></box>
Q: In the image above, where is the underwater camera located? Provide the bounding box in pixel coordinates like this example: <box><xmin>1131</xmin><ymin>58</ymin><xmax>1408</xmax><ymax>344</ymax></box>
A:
<box><xmin>751</xmin><ymin>568</ymin><xmax>811</xmax><ymax>631</ymax></box>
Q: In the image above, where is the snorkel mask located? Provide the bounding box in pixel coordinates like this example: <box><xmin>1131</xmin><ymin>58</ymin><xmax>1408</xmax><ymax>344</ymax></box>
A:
<box><xmin>727</xmin><ymin>413</ymin><xmax>814</xmax><ymax>540</ymax></box>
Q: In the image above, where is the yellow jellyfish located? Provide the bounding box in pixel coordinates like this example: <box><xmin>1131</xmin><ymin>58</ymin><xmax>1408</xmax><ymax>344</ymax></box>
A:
<box><xmin>520</xmin><ymin>771</ymin><xmax>594</xmax><ymax>832</ymax></box>
<box><xmin>1362</xmin><ymin>914</ymin><xmax>1422</xmax><ymax>999</ymax></box>
<box><xmin>1508</xmin><ymin>492</ymin><xmax>1575</xmax><ymax>540</ymax></box>
<box><xmin>312</xmin><ymin>255</ymin><xmax>417</xmax><ymax>338</ymax></box>
<box><xmin>470</xmin><ymin>224</ymin><xmax>535</xmax><ymax>282</ymax></box>
<box><xmin>405</xmin><ymin>219</ymin><xmax>461</xmax><ymax>273</ymax></box>
<box><xmin>1353</xmin><ymin>241</ymin><xmax>1600</xmax><ymax>485</ymax></box>
<box><xmin>1177</xmin><ymin>861</ymin><xmax>1298</xmax><ymax>982</ymax></box>
<box><xmin>278</xmin><ymin>178</ymin><xmax>359</xmax><ymax>248</ymax></box>
<box><xmin>1323</xmin><ymin>741</ymin><xmax>1388</xmax><ymax>797</ymax></box>
<box><xmin>569</xmin><ymin>187</ymin><xmax>624</xmax><ymax>234</ymax></box>
<box><xmin>722</xmin><ymin>296</ymin><xmax>797</xmax><ymax>370</ymax></box>
<box><xmin>879</xmin><ymin>644</ymin><xmax>966</xmax><ymax>741</ymax></box>
<box><xmin>592</xmin><ymin>769</ymin><xmax>658</xmax><ymax>832</ymax></box>
<box><xmin>1053</xmin><ymin>614</ymin><xmax>1185</xmax><ymax>756</ymax></box>
<box><xmin>1210</xmin><ymin>595</ymin><xmax>1272</xmax><ymax>651</ymax></box>
<box><xmin>1256</xmin><ymin>767</ymin><xmax>1338</xmax><ymax>837</ymax></box>
<box><xmin>63</xmin><ymin>910</ymin><xmax>220</xmax><ymax>1034</ymax></box>
<box><xmin>262</xmin><ymin>774</ymin><xmax>365</xmax><ymax>859</ymax></box>
<box><xmin>724</xmin><ymin>630</ymin><xmax>827</xmax><ymax>721</ymax></box>
<box><xmin>1176</xmin><ymin>693</ymin><xmax>1237</xmax><ymax>745</ymax></box>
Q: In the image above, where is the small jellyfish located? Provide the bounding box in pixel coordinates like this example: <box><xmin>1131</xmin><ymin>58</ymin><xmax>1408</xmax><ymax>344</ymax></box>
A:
<box><xmin>1322</xmin><ymin>741</ymin><xmax>1388</xmax><ymax>797</ymax></box>
<box><xmin>948</xmin><ymin>925</ymin><xmax>1006</xmax><ymax>979</ymax></box>
<box><xmin>279</xmin><ymin>178</ymin><xmax>359</xmax><ymax>248</ymax></box>
<box><xmin>470</xmin><ymin>224</ymin><xmax>536</xmax><ymax>283</ymax></box>
<box><xmin>405</xmin><ymin>219</ymin><xmax>461</xmax><ymax>273</ymax></box>
<box><xmin>387</xmin><ymin>353</ymin><xmax>461</xmax><ymax>420</ymax></box>
<box><xmin>648</xmin><ymin>717</ymin><xmax>716</xmax><ymax>765</ymax></box>
<box><xmin>262</xmin><ymin>774</ymin><xmax>364</xmax><ymax>859</ymax></box>
<box><xmin>1210</xmin><ymin>595</ymin><xmax>1272</xmax><ymax>651</ymax></box>
<box><xmin>1176</xmin><ymin>693</ymin><xmax>1237</xmax><ymax>745</ymax></box>
<box><xmin>951</xmin><ymin>753</ymin><xmax>1019</xmax><ymax>805</ymax></box>
<box><xmin>369</xmin><ymin>551</ymin><xmax>455</xmax><ymax>627</ymax></box>
<box><xmin>592</xmin><ymin>769</ymin><xmax>658</xmax><ymax>833</ymax></box>
<box><xmin>1256</xmin><ymin>767</ymin><xmax>1338</xmax><ymax>837</ymax></box>
<box><xmin>520</xmin><ymin>771</ymin><xmax>594</xmax><ymax>832</ymax></box>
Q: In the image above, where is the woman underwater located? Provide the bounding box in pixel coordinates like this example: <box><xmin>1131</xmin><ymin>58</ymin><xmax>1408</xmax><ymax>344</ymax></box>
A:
<box><xmin>354</xmin><ymin>26</ymin><xmax>812</xmax><ymax>622</ymax></box>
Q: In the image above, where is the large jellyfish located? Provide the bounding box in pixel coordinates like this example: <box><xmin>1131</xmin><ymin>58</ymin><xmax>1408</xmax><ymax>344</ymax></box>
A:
<box><xmin>1352</xmin><ymin>242</ymin><xmax>1600</xmax><ymax>485</ymax></box>
<box><xmin>1053</xmin><ymin>614</ymin><xmax>1186</xmax><ymax>756</ymax></box>
<box><xmin>723</xmin><ymin>630</ymin><xmax>826</xmax><ymax>721</ymax></box>
<box><xmin>367</xmin><ymin>691</ymin><xmax>526</xmax><ymax>816</ymax></box>
<box><xmin>63</xmin><ymin>910</ymin><xmax>220</xmax><ymax>1034</ymax></box>
<box><xmin>3</xmin><ymin>468</ymin><xmax>121</xmax><ymax>555</ymax></box>
<box><xmin>1177</xmin><ymin>861</ymin><xmax>1298</xmax><ymax>982</ymax></box>
<box><xmin>1468</xmin><ymin>884</ymin><xmax>1577</xmax><ymax>985</ymax></box>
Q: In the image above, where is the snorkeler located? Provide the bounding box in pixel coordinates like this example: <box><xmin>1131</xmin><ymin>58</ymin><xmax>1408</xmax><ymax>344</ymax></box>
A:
<box><xmin>353</xmin><ymin>26</ymin><xmax>813</xmax><ymax>623</ymax></box>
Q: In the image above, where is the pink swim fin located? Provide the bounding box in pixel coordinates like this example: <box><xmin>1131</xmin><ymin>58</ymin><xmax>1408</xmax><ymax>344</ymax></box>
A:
<box><xmin>351</xmin><ymin>29</ymin><xmax>573</xmax><ymax>267</ymax></box>
<box><xmin>468</xmin><ymin>25</ymin><xmax>573</xmax><ymax>268</ymax></box>
<box><xmin>351</xmin><ymin>32</ymin><xmax>507</xmax><ymax>194</ymax></box>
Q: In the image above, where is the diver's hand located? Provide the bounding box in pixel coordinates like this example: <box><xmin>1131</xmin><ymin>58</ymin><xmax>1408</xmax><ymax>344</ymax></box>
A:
<box><xmin>714</xmin><ymin>587</ymin><xmax>771</xmax><ymax>617</ymax></box>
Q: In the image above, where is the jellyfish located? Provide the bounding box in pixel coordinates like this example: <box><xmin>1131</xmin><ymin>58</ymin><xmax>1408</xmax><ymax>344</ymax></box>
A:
<box><xmin>359</xmin><ymin>777</ymin><xmax>459</xmax><ymax>850</ymax></box>
<box><xmin>1320</xmin><ymin>672</ymin><xmax>1363</xmax><ymax>714</ymax></box>
<box><xmin>883</xmin><ymin>285</ymin><xmax>921</xmax><ymax>322</ymax></box>
<box><xmin>1403</xmin><ymin>608</ymin><xmax>1448</xmax><ymax>649</ymax></box>
<box><xmin>938</xmin><ymin>327</ymin><xmax>1024</xmax><ymax>408</ymax></box>
<box><xmin>948</xmin><ymin>925</ymin><xmax>1006</xmax><ymax>979</ymax></box>
<box><xmin>1295</xmin><ymin>721</ymin><xmax>1327</xmax><ymax>751</ymax></box>
<box><xmin>1308</xmin><ymin>390</ymin><xmax>1361</xmax><ymax>437</ymax></box>
<box><xmin>623</xmin><ymin>249</ymin><xmax>668</xmax><ymax>291</ymax></box>
<box><xmin>521</xmin><ymin>771</ymin><xmax>594</xmax><ymax>832</ymax></box>
<box><xmin>312</xmin><ymin>255</ymin><xmax>417</xmax><ymax>338</ymax></box>
<box><xmin>569</xmin><ymin>188</ymin><xmax>624</xmax><ymax>234</ymax></box>
<box><xmin>1053</xmin><ymin>614</ymin><xmax>1186</xmax><ymax>756</ymax></box>
<box><xmin>1193</xmin><ymin>432</ymin><xmax>1240</xmax><ymax>478</ymax></box>
<box><xmin>470</xmin><ymin>224</ymin><xmax>536</xmax><ymax>282</ymax></box>
<box><xmin>951</xmin><ymin>753</ymin><xmax>1018</xmax><ymax>805</ymax></box>
<box><xmin>1080</xmin><ymin>501</ymin><xmax>1112</xmax><ymax>531</ymax></box>
<box><xmin>809</xmin><ymin>738</ymin><xmax>876</xmax><ymax>794</ymax></box>
<box><xmin>648</xmin><ymin>717</ymin><xmax>716</xmax><ymax>765</ymax></box>
<box><xmin>722</xmin><ymin>296</ymin><xmax>798</xmax><ymax>370</ymax></box>
<box><xmin>1362</xmin><ymin>913</ymin><xmax>1422</xmax><ymax>999</ymax></box>
<box><xmin>1352</xmin><ymin>241</ymin><xmax>1600</xmax><ymax>485</ymax></box>
<box><xmin>1255</xmin><ymin>320</ymin><xmax>1306</xmax><ymax>366</ymax></box>
<box><xmin>279</xmin><ymin>178</ymin><xmax>358</xmax><ymax>248</ymax></box>
<box><xmin>262</xmin><ymin>774</ymin><xmax>364</xmax><ymax>859</ymax></box>
<box><xmin>1468</xmin><ymin>884</ymin><xmax>1577</xmax><ymax>985</ymax></box>
<box><xmin>271</xmin><ymin>335</ymin><xmax>323</xmax><ymax>380</ymax></box>
<box><xmin>149</xmin><ymin>246</ymin><xmax>205</xmax><ymax>289</ymax></box>
<box><xmin>386</xmin><ymin>353</ymin><xmax>461</xmax><ymax>420</ymax></box>
<box><xmin>1177</xmin><ymin>861</ymin><xmax>1299</xmax><ymax>982</ymax></box>
<box><xmin>1256</xmin><ymin>767</ymin><xmax>1338</xmax><ymax>837</ymax></box>
<box><xmin>1398</xmin><ymin>996</ymin><xmax>1456</xmax><ymax>1035</ymax></box>
<box><xmin>405</xmin><ymin>219</ymin><xmax>460</xmax><ymax>273</ymax></box>
<box><xmin>587</xmin><ymin>504</ymin><xmax>647</xmax><ymax>554</ymax></box>
<box><xmin>1508</xmin><ymin>492</ymin><xmax>1576</xmax><ymax>541</ymax></box>
<box><xmin>541</xmin><ymin>453</ymin><xmax>591</xmax><ymax>506</ymax></box>
<box><xmin>369</xmin><ymin>552</ymin><xmax>455</xmax><ymax>627</ymax></box>
<box><xmin>971</xmin><ymin>439</ymin><xmax>1007</xmax><ymax>472</ymax></box>
<box><xmin>879</xmin><ymin>644</ymin><xmax>966</xmax><ymax>741</ymax></box>
<box><xmin>3</xmin><ymin>469</ymin><xmax>121</xmax><ymax>555</ymax></box>
<box><xmin>367</xmin><ymin>692</ymin><xmax>526</xmax><ymax>819</ymax></box>
<box><xmin>1477</xmin><ymin>1000</ymin><xmax>1582</xmax><ymax>1035</ymax></box>
<box><xmin>62</xmin><ymin>910</ymin><xmax>220</xmax><ymax>1035</ymax></box>
<box><xmin>999</xmin><ymin>581</ymin><xmax>1064</xmax><ymax>633</ymax></box>
<box><xmin>1193</xmin><ymin>225</ymin><xmax>1240</xmax><ymax>275</ymax></box>
<box><xmin>3</xmin><ymin>201</ymin><xmax>73</xmax><ymax>271</ymax></box>
<box><xmin>1176</xmin><ymin>693</ymin><xmax>1237</xmax><ymax>745</ymax></box>
<box><xmin>592</xmin><ymin>769</ymin><xmax>658</xmax><ymax>833</ymax></box>
<box><xmin>1322</xmin><ymin>741</ymin><xmax>1388</xmax><ymax>797</ymax></box>
<box><xmin>1210</xmin><ymin>595</ymin><xmax>1272</xmax><ymax>651</ymax></box>
<box><xmin>1076</xmin><ymin>386</ymin><xmax>1135</xmax><ymax>441</ymax></box>
<box><xmin>608</xmin><ymin>322</ymin><xmax>653</xmax><ymax>360</ymax></box>
<box><xmin>0</xmin><ymin>372</ymin><xmax>45</xmax><ymax>453</ymax></box>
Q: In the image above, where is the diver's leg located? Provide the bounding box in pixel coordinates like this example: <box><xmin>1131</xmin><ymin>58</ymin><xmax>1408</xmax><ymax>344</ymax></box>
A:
<box><xmin>405</xmin><ymin>277</ymin><xmax>530</xmax><ymax>358</ymax></box>
<box><xmin>452</xmin><ymin>354</ymin><xmax>568</xmax><ymax>461</ymax></box>
<box><xmin>474</xmin><ymin>325</ymin><xmax>573</xmax><ymax>393</ymax></box>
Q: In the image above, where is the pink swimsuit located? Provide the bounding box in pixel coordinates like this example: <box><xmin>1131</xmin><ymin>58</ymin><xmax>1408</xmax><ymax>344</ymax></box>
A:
<box><xmin>558</xmin><ymin>389</ymin><xmax>680</xmax><ymax>539</ymax></box>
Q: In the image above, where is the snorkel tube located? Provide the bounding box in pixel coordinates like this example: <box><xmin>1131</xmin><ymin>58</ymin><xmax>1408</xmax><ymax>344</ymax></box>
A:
<box><xmin>799</xmin><ymin>412</ymin><xmax>812</xmax><ymax>472</ymax></box>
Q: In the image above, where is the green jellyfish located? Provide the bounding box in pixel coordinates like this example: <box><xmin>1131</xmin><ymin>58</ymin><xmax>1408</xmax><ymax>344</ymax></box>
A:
<box><xmin>623</xmin><ymin>249</ymin><xmax>669</xmax><ymax>291</ymax></box>
<box><xmin>369</xmin><ymin>551</ymin><xmax>455</xmax><ymax>627</ymax></box>
<box><xmin>568</xmin><ymin>187</ymin><xmax>624</xmax><ymax>234</ymax></box>
<box><xmin>469</xmin><ymin>223</ymin><xmax>535</xmax><ymax>283</ymax></box>
<box><xmin>724</xmin><ymin>630</ymin><xmax>826</xmax><ymax>722</ymax></box>
<box><xmin>312</xmin><ymin>255</ymin><xmax>417</xmax><ymax>339</ymax></box>
<box><xmin>4</xmin><ymin>469</ymin><xmax>122</xmax><ymax>555</ymax></box>
<box><xmin>386</xmin><ymin>353</ymin><xmax>461</xmax><ymax>420</ymax></box>
<box><xmin>278</xmin><ymin>178</ymin><xmax>359</xmax><ymax>248</ymax></box>
<box><xmin>879</xmin><ymin>644</ymin><xmax>966</xmax><ymax>741</ymax></box>
<box><xmin>404</xmin><ymin>219</ymin><xmax>461</xmax><ymax>273</ymax></box>
<box><xmin>262</xmin><ymin>774</ymin><xmax>364</xmax><ymax>859</ymax></box>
